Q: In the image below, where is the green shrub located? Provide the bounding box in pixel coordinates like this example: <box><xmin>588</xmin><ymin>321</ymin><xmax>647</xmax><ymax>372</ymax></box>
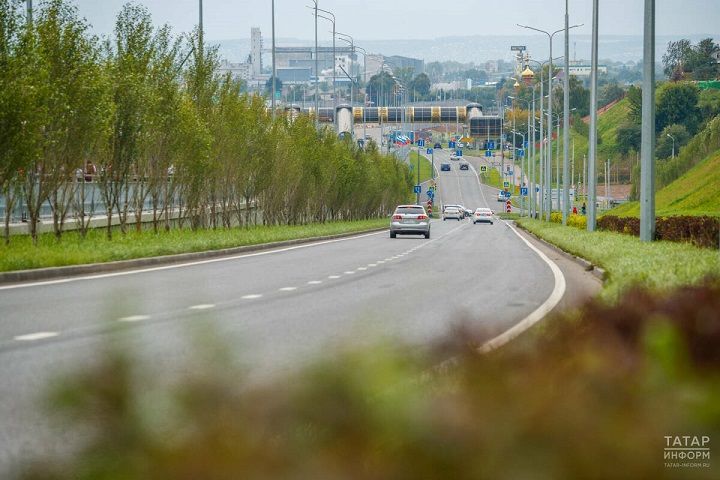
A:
<box><xmin>20</xmin><ymin>280</ymin><xmax>720</xmax><ymax>479</ymax></box>
<box><xmin>599</xmin><ymin>215</ymin><xmax>719</xmax><ymax>248</ymax></box>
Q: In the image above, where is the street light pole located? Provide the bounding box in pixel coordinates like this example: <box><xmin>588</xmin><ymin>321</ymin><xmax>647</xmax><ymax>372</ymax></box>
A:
<box><xmin>271</xmin><ymin>0</ymin><xmax>276</xmax><ymax>120</ymax></box>
<box><xmin>640</xmin><ymin>0</ymin><xmax>656</xmax><ymax>242</ymax></box>
<box><xmin>518</xmin><ymin>23</ymin><xmax>581</xmax><ymax>220</ymax></box>
<box><xmin>588</xmin><ymin>0</ymin><xmax>599</xmax><ymax>231</ymax></box>
<box><xmin>199</xmin><ymin>0</ymin><xmax>203</xmax><ymax>54</ymax></box>
<box><xmin>563</xmin><ymin>0</ymin><xmax>571</xmax><ymax>225</ymax></box>
<box><xmin>667</xmin><ymin>133</ymin><xmax>676</xmax><ymax>158</ymax></box>
<box><xmin>311</xmin><ymin>1</ymin><xmax>319</xmax><ymax>128</ymax></box>
<box><xmin>316</xmin><ymin>7</ymin><xmax>336</xmax><ymax>109</ymax></box>
<box><xmin>26</xmin><ymin>0</ymin><xmax>32</xmax><ymax>25</ymax></box>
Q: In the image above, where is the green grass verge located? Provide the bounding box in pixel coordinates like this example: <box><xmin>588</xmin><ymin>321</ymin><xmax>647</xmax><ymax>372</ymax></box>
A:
<box><xmin>479</xmin><ymin>168</ymin><xmax>503</xmax><ymax>189</ymax></box>
<box><xmin>609</xmin><ymin>149</ymin><xmax>720</xmax><ymax>218</ymax></box>
<box><xmin>516</xmin><ymin>218</ymin><xmax>720</xmax><ymax>301</ymax></box>
<box><xmin>0</xmin><ymin>219</ymin><xmax>389</xmax><ymax>273</ymax></box>
<box><xmin>408</xmin><ymin>151</ymin><xmax>435</xmax><ymax>184</ymax></box>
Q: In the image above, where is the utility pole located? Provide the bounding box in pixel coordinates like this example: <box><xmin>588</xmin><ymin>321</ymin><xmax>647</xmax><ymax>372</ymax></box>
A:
<box><xmin>271</xmin><ymin>0</ymin><xmax>276</xmax><ymax>120</ymax></box>
<box><xmin>26</xmin><ymin>0</ymin><xmax>32</xmax><ymax>25</ymax></box>
<box><xmin>640</xmin><ymin>0</ymin><xmax>656</xmax><ymax>241</ymax></box>
<box><xmin>588</xmin><ymin>0</ymin><xmax>599</xmax><ymax>231</ymax></box>
<box><xmin>198</xmin><ymin>0</ymin><xmax>203</xmax><ymax>54</ymax></box>
<box><xmin>562</xmin><ymin>0</ymin><xmax>571</xmax><ymax>224</ymax></box>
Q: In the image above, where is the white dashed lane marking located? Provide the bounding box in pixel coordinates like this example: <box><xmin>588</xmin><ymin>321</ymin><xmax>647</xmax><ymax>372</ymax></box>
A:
<box><xmin>307</xmin><ymin>280</ymin><xmax>323</xmax><ymax>285</ymax></box>
<box><xmin>279</xmin><ymin>287</ymin><xmax>297</xmax><ymax>292</ymax></box>
<box><xmin>328</xmin><ymin>275</ymin><xmax>341</xmax><ymax>279</ymax></box>
<box><xmin>344</xmin><ymin>271</ymin><xmax>355</xmax><ymax>275</ymax></box>
<box><xmin>241</xmin><ymin>294</ymin><xmax>263</xmax><ymax>300</ymax></box>
<box><xmin>189</xmin><ymin>304</ymin><xmax>215</xmax><ymax>310</ymax></box>
<box><xmin>118</xmin><ymin>315</ymin><xmax>150</xmax><ymax>322</ymax></box>
<box><xmin>14</xmin><ymin>332</ymin><xmax>59</xmax><ymax>341</ymax></box>
<box><xmin>357</xmin><ymin>267</ymin><xmax>367</xmax><ymax>271</ymax></box>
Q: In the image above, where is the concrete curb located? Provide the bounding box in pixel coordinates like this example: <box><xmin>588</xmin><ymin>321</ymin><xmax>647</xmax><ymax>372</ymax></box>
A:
<box><xmin>512</xmin><ymin>222</ymin><xmax>607</xmax><ymax>282</ymax></box>
<box><xmin>0</xmin><ymin>227</ymin><xmax>388</xmax><ymax>285</ymax></box>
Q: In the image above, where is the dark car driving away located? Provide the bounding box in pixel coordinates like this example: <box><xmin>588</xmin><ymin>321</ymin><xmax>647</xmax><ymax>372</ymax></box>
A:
<box><xmin>440</xmin><ymin>163</ymin><xmax>451</xmax><ymax>171</ymax></box>
<box><xmin>434</xmin><ymin>143</ymin><xmax>442</xmax><ymax>149</ymax></box>
<box><xmin>460</xmin><ymin>163</ymin><xmax>469</xmax><ymax>170</ymax></box>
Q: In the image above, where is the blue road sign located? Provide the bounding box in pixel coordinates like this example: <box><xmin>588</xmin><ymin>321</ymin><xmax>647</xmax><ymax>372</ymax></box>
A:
<box><xmin>504</xmin><ymin>190</ymin><xmax>512</xmax><ymax>198</ymax></box>
<box><xmin>449</xmin><ymin>141</ymin><xmax>456</xmax><ymax>149</ymax></box>
<box><xmin>426</xmin><ymin>148</ymin><xmax>433</xmax><ymax>154</ymax></box>
<box><xmin>417</xmin><ymin>139</ymin><xmax>425</xmax><ymax>147</ymax></box>
<box><xmin>489</xmin><ymin>141</ymin><xmax>495</xmax><ymax>149</ymax></box>
<box><xmin>413</xmin><ymin>185</ymin><xmax>421</xmax><ymax>194</ymax></box>
<box><xmin>456</xmin><ymin>149</ymin><xmax>463</xmax><ymax>157</ymax></box>
<box><xmin>427</xmin><ymin>190</ymin><xmax>434</xmax><ymax>198</ymax></box>
<box><xmin>518</xmin><ymin>149</ymin><xmax>525</xmax><ymax>157</ymax></box>
<box><xmin>524</xmin><ymin>141</ymin><xmax>528</xmax><ymax>148</ymax></box>
<box><xmin>507</xmin><ymin>170</ymin><xmax>514</xmax><ymax>176</ymax></box>
<box><xmin>485</xmin><ymin>150</ymin><xmax>492</xmax><ymax>157</ymax></box>
<box><xmin>536</xmin><ymin>186</ymin><xmax>540</xmax><ymax>192</ymax></box>
<box><xmin>520</xmin><ymin>187</ymin><xmax>528</xmax><ymax>196</ymax></box>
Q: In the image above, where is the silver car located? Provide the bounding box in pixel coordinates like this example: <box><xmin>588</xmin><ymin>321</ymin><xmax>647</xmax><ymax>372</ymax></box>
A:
<box><xmin>390</xmin><ymin>205</ymin><xmax>430</xmax><ymax>239</ymax></box>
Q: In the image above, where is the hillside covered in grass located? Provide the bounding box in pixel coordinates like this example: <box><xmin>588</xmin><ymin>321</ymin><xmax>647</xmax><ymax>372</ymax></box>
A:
<box><xmin>609</xmin><ymin>148</ymin><xmax>720</xmax><ymax>218</ymax></box>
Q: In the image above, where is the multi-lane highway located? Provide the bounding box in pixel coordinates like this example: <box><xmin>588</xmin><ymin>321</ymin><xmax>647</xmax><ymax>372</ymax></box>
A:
<box><xmin>0</xmin><ymin>148</ymin><xmax>575</xmax><ymax>470</ymax></box>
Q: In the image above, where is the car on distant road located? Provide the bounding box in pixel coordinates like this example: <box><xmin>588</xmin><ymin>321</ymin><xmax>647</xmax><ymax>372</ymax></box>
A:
<box><xmin>450</xmin><ymin>154</ymin><xmax>459</xmax><ymax>161</ymax></box>
<box><xmin>473</xmin><ymin>207</ymin><xmax>494</xmax><ymax>224</ymax></box>
<box><xmin>497</xmin><ymin>191</ymin><xmax>508</xmax><ymax>202</ymax></box>
<box><xmin>459</xmin><ymin>163</ymin><xmax>469</xmax><ymax>171</ymax></box>
<box><xmin>440</xmin><ymin>163</ymin><xmax>451</xmax><ymax>171</ymax></box>
<box><xmin>390</xmin><ymin>205</ymin><xmax>430</xmax><ymax>239</ymax></box>
<box><xmin>442</xmin><ymin>206</ymin><xmax>463</xmax><ymax>221</ymax></box>
<box><xmin>434</xmin><ymin>143</ymin><xmax>442</xmax><ymax>149</ymax></box>
<box><xmin>457</xmin><ymin>142</ymin><xmax>465</xmax><ymax>148</ymax></box>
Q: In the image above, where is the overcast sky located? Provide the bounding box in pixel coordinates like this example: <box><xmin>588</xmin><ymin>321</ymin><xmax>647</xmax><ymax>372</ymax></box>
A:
<box><xmin>74</xmin><ymin>0</ymin><xmax>718</xmax><ymax>41</ymax></box>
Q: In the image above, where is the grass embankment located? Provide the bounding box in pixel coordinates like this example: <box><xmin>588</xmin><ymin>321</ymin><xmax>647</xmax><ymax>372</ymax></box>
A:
<box><xmin>516</xmin><ymin>218</ymin><xmax>720</xmax><ymax>301</ymax></box>
<box><xmin>610</xmin><ymin>148</ymin><xmax>720</xmax><ymax>218</ymax></box>
<box><xmin>408</xmin><ymin>151</ymin><xmax>435</xmax><ymax>184</ymax></box>
<box><xmin>479</xmin><ymin>167</ymin><xmax>503</xmax><ymax>189</ymax></box>
<box><xmin>0</xmin><ymin>219</ymin><xmax>389</xmax><ymax>273</ymax></box>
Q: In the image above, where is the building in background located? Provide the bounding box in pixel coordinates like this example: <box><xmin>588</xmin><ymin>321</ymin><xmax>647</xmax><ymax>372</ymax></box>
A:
<box><xmin>251</xmin><ymin>27</ymin><xmax>263</xmax><ymax>77</ymax></box>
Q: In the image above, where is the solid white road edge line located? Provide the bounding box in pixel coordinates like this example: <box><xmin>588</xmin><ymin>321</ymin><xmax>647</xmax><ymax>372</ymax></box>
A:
<box><xmin>0</xmin><ymin>230</ymin><xmax>387</xmax><ymax>291</ymax></box>
<box><xmin>477</xmin><ymin>221</ymin><xmax>566</xmax><ymax>353</ymax></box>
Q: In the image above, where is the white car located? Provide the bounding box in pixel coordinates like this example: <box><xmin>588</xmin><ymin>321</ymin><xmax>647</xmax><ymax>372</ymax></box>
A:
<box><xmin>450</xmin><ymin>154</ymin><xmax>459</xmax><ymax>161</ymax></box>
<box><xmin>497</xmin><ymin>192</ymin><xmax>508</xmax><ymax>202</ymax></box>
<box><xmin>442</xmin><ymin>206</ymin><xmax>463</xmax><ymax>221</ymax></box>
<box><xmin>390</xmin><ymin>205</ymin><xmax>430</xmax><ymax>239</ymax></box>
<box><xmin>473</xmin><ymin>207</ymin><xmax>494</xmax><ymax>224</ymax></box>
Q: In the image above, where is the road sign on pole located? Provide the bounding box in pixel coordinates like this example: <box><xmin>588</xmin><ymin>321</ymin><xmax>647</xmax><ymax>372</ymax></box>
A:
<box><xmin>521</xmin><ymin>187</ymin><xmax>528</xmax><ymax>196</ymax></box>
<box><xmin>480</xmin><ymin>165</ymin><xmax>488</xmax><ymax>172</ymax></box>
<box><xmin>449</xmin><ymin>141</ymin><xmax>456</xmax><ymax>149</ymax></box>
<box><xmin>417</xmin><ymin>139</ymin><xmax>425</xmax><ymax>147</ymax></box>
<box><xmin>456</xmin><ymin>149</ymin><xmax>463</xmax><ymax>157</ymax></box>
<box><xmin>485</xmin><ymin>150</ymin><xmax>492</xmax><ymax>157</ymax></box>
<box><xmin>413</xmin><ymin>185</ymin><xmax>421</xmax><ymax>194</ymax></box>
<box><xmin>506</xmin><ymin>200</ymin><xmax>512</xmax><ymax>212</ymax></box>
<box><xmin>426</xmin><ymin>148</ymin><xmax>433</xmax><ymax>154</ymax></box>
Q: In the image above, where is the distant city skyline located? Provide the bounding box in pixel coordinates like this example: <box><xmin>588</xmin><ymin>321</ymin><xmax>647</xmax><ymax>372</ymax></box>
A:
<box><xmin>72</xmin><ymin>0</ymin><xmax>719</xmax><ymax>42</ymax></box>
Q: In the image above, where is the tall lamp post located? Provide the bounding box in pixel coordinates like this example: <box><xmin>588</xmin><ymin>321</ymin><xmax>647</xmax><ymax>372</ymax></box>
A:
<box><xmin>309</xmin><ymin>2</ymin><xmax>320</xmax><ymax>127</ymax></box>
<box><xmin>588</xmin><ymin>0</ymin><xmax>599</xmax><ymax>231</ymax></box>
<box><xmin>315</xmin><ymin>7</ymin><xmax>336</xmax><ymax>108</ymax></box>
<box><xmin>518</xmin><ymin>22</ymin><xmax>582</xmax><ymax>221</ymax></box>
<box><xmin>271</xmin><ymin>0</ymin><xmax>276</xmax><ymax>119</ymax></box>
<box><xmin>640</xmin><ymin>0</ymin><xmax>656</xmax><ymax>242</ymax></box>
<box><xmin>667</xmin><ymin>133</ymin><xmax>676</xmax><ymax>158</ymax></box>
<box><xmin>337</xmin><ymin>32</ymin><xmax>354</xmax><ymax>107</ymax></box>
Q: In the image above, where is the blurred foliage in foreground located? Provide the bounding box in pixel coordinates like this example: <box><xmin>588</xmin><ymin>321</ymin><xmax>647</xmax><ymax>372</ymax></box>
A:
<box><xmin>21</xmin><ymin>279</ymin><xmax>720</xmax><ymax>479</ymax></box>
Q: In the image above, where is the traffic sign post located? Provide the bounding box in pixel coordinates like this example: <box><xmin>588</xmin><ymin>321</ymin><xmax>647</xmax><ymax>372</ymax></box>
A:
<box><xmin>503</xmin><ymin>181</ymin><xmax>510</xmax><ymax>189</ymax></box>
<box><xmin>485</xmin><ymin>150</ymin><xmax>492</xmax><ymax>157</ymax></box>
<box><xmin>417</xmin><ymin>139</ymin><xmax>425</xmax><ymax>147</ymax></box>
<box><xmin>521</xmin><ymin>187</ymin><xmax>528</xmax><ymax>196</ymax></box>
<box><xmin>449</xmin><ymin>141</ymin><xmax>456</xmax><ymax>149</ymax></box>
<box><xmin>456</xmin><ymin>149</ymin><xmax>463</xmax><ymax>157</ymax></box>
<box><xmin>506</xmin><ymin>200</ymin><xmax>512</xmax><ymax>213</ymax></box>
<box><xmin>480</xmin><ymin>165</ymin><xmax>488</xmax><ymax>173</ymax></box>
<box><xmin>426</xmin><ymin>148</ymin><xmax>433</xmax><ymax>154</ymax></box>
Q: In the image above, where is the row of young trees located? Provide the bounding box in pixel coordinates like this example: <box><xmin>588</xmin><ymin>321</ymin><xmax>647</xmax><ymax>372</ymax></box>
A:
<box><xmin>0</xmin><ymin>1</ymin><xmax>412</xmax><ymax>245</ymax></box>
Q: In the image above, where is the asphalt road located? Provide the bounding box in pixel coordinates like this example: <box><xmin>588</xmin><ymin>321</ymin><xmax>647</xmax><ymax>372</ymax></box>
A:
<box><xmin>0</xmin><ymin>151</ymin><xmax>563</xmax><ymax>471</ymax></box>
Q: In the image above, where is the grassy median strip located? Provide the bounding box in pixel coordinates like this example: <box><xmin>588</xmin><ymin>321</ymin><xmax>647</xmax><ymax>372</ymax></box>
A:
<box><xmin>0</xmin><ymin>219</ymin><xmax>389</xmax><ymax>273</ymax></box>
<box><xmin>408</xmin><ymin>151</ymin><xmax>435</xmax><ymax>184</ymax></box>
<box><xmin>516</xmin><ymin>218</ymin><xmax>720</xmax><ymax>301</ymax></box>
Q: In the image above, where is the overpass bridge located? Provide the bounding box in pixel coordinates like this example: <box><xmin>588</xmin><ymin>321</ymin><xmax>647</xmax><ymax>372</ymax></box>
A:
<box><xmin>283</xmin><ymin>103</ymin><xmax>503</xmax><ymax>139</ymax></box>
